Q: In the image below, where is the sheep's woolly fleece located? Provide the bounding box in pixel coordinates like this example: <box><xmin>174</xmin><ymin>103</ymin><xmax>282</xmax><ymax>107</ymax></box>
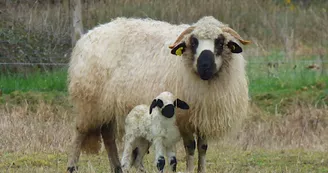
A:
<box><xmin>68</xmin><ymin>16</ymin><xmax>249</xmax><ymax>150</ymax></box>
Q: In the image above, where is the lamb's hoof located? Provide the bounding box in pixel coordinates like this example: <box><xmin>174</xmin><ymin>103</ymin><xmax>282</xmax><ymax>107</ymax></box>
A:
<box><xmin>156</xmin><ymin>156</ymin><xmax>165</xmax><ymax>172</ymax></box>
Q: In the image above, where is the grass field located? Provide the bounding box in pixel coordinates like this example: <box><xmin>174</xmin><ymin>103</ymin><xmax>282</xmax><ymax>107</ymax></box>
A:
<box><xmin>0</xmin><ymin>53</ymin><xmax>327</xmax><ymax>172</ymax></box>
<box><xmin>1</xmin><ymin>0</ymin><xmax>328</xmax><ymax>172</ymax></box>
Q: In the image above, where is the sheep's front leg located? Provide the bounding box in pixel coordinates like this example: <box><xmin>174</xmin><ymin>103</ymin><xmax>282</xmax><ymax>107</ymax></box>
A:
<box><xmin>197</xmin><ymin>136</ymin><xmax>207</xmax><ymax>173</ymax></box>
<box><xmin>153</xmin><ymin>138</ymin><xmax>166</xmax><ymax>173</ymax></box>
<box><xmin>181</xmin><ymin>133</ymin><xmax>196</xmax><ymax>173</ymax></box>
<box><xmin>166</xmin><ymin>145</ymin><xmax>177</xmax><ymax>172</ymax></box>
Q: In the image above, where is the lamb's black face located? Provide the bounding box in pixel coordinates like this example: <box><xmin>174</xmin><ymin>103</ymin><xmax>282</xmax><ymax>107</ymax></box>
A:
<box><xmin>149</xmin><ymin>97</ymin><xmax>190</xmax><ymax>118</ymax></box>
<box><xmin>161</xmin><ymin>104</ymin><xmax>175</xmax><ymax>118</ymax></box>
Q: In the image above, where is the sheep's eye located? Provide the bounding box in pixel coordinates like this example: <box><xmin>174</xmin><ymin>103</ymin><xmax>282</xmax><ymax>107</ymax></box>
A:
<box><xmin>215</xmin><ymin>35</ymin><xmax>225</xmax><ymax>56</ymax></box>
<box><xmin>190</xmin><ymin>36</ymin><xmax>198</xmax><ymax>54</ymax></box>
<box><xmin>215</xmin><ymin>38</ymin><xmax>223</xmax><ymax>48</ymax></box>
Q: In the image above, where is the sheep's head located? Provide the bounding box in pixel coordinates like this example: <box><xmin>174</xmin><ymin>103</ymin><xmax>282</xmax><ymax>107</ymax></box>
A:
<box><xmin>169</xmin><ymin>16</ymin><xmax>251</xmax><ymax>80</ymax></box>
<box><xmin>149</xmin><ymin>91</ymin><xmax>189</xmax><ymax>118</ymax></box>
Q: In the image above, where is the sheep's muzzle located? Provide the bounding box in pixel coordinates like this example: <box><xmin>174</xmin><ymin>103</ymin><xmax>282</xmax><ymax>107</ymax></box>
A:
<box><xmin>197</xmin><ymin>50</ymin><xmax>216</xmax><ymax>80</ymax></box>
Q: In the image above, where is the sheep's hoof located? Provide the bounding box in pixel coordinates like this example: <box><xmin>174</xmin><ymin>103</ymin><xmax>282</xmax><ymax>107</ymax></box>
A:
<box><xmin>66</xmin><ymin>166</ymin><xmax>77</xmax><ymax>173</ymax></box>
<box><xmin>115</xmin><ymin>166</ymin><xmax>123</xmax><ymax>173</ymax></box>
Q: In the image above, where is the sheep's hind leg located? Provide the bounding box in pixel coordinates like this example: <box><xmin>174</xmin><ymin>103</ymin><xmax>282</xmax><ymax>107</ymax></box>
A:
<box><xmin>101</xmin><ymin>121</ymin><xmax>122</xmax><ymax>173</ymax></box>
<box><xmin>197</xmin><ymin>136</ymin><xmax>207</xmax><ymax>173</ymax></box>
<box><xmin>67</xmin><ymin>128</ymin><xmax>86</xmax><ymax>173</ymax></box>
<box><xmin>181</xmin><ymin>133</ymin><xmax>196</xmax><ymax>173</ymax></box>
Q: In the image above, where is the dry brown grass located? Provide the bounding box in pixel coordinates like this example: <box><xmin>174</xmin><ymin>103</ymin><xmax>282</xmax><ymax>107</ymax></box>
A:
<box><xmin>1</xmin><ymin>0</ymin><xmax>327</xmax><ymax>61</ymax></box>
<box><xmin>0</xmin><ymin>101</ymin><xmax>74</xmax><ymax>153</ymax></box>
<box><xmin>1</xmin><ymin>95</ymin><xmax>327</xmax><ymax>154</ymax></box>
<box><xmin>0</xmin><ymin>99</ymin><xmax>328</xmax><ymax>172</ymax></box>
<box><xmin>225</xmin><ymin>102</ymin><xmax>328</xmax><ymax>151</ymax></box>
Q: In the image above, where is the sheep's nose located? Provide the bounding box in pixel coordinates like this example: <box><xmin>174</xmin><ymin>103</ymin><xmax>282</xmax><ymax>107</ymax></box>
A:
<box><xmin>161</xmin><ymin>104</ymin><xmax>175</xmax><ymax>118</ymax></box>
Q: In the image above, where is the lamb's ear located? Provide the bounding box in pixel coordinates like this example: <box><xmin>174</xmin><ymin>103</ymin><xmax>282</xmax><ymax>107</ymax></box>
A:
<box><xmin>174</xmin><ymin>99</ymin><xmax>190</xmax><ymax>110</ymax></box>
<box><xmin>149</xmin><ymin>99</ymin><xmax>157</xmax><ymax>114</ymax></box>
<box><xmin>227</xmin><ymin>41</ymin><xmax>242</xmax><ymax>53</ymax></box>
<box><xmin>170</xmin><ymin>42</ymin><xmax>186</xmax><ymax>56</ymax></box>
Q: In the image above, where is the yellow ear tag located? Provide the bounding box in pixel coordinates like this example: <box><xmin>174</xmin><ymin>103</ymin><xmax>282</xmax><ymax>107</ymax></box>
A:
<box><xmin>175</xmin><ymin>47</ymin><xmax>184</xmax><ymax>56</ymax></box>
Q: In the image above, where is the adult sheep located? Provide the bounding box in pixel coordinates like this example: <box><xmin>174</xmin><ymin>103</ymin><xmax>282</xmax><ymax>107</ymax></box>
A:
<box><xmin>67</xmin><ymin>16</ymin><xmax>251</xmax><ymax>173</ymax></box>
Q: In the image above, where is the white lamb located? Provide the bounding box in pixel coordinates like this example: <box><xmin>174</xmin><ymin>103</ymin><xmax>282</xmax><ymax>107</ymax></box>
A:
<box><xmin>121</xmin><ymin>91</ymin><xmax>190</xmax><ymax>173</ymax></box>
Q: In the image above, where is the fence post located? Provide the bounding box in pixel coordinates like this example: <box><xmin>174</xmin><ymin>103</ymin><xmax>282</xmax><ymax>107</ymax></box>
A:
<box><xmin>71</xmin><ymin>0</ymin><xmax>84</xmax><ymax>47</ymax></box>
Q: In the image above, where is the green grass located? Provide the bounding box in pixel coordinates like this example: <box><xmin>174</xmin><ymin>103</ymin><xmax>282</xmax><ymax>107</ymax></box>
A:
<box><xmin>0</xmin><ymin>68</ymin><xmax>67</xmax><ymax>93</ymax></box>
<box><xmin>1</xmin><ymin>147</ymin><xmax>328</xmax><ymax>173</ymax></box>
<box><xmin>0</xmin><ymin>53</ymin><xmax>327</xmax><ymax>113</ymax></box>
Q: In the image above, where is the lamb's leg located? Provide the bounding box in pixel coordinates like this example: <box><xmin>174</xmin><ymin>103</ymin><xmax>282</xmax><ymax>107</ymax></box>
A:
<box><xmin>153</xmin><ymin>138</ymin><xmax>166</xmax><ymax>173</ymax></box>
<box><xmin>181</xmin><ymin>133</ymin><xmax>195</xmax><ymax>173</ymax></box>
<box><xmin>166</xmin><ymin>145</ymin><xmax>177</xmax><ymax>172</ymax></box>
<box><xmin>101</xmin><ymin>121</ymin><xmax>122</xmax><ymax>173</ymax></box>
<box><xmin>197</xmin><ymin>136</ymin><xmax>207</xmax><ymax>173</ymax></box>
<box><xmin>67</xmin><ymin>128</ymin><xmax>86</xmax><ymax>173</ymax></box>
<box><xmin>133</xmin><ymin>139</ymin><xmax>151</xmax><ymax>172</ymax></box>
<box><xmin>121</xmin><ymin>136</ymin><xmax>136</xmax><ymax>172</ymax></box>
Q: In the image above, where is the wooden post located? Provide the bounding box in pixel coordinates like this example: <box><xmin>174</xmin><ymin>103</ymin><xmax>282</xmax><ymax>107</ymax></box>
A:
<box><xmin>71</xmin><ymin>0</ymin><xmax>84</xmax><ymax>47</ymax></box>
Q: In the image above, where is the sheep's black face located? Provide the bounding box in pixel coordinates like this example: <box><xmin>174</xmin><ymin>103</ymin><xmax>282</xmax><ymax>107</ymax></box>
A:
<box><xmin>190</xmin><ymin>35</ymin><xmax>227</xmax><ymax>80</ymax></box>
<box><xmin>171</xmin><ymin>34</ymin><xmax>242</xmax><ymax>81</ymax></box>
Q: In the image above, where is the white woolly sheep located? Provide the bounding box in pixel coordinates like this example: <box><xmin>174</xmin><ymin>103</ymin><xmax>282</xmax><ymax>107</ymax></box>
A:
<box><xmin>121</xmin><ymin>91</ymin><xmax>189</xmax><ymax>173</ymax></box>
<box><xmin>67</xmin><ymin>16</ymin><xmax>251</xmax><ymax>173</ymax></box>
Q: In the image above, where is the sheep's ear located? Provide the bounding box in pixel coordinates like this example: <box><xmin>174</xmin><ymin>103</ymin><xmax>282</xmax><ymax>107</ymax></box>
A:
<box><xmin>227</xmin><ymin>41</ymin><xmax>242</xmax><ymax>53</ymax></box>
<box><xmin>170</xmin><ymin>42</ymin><xmax>186</xmax><ymax>56</ymax></box>
<box><xmin>174</xmin><ymin>99</ymin><xmax>190</xmax><ymax>110</ymax></box>
<box><xmin>149</xmin><ymin>99</ymin><xmax>157</xmax><ymax>114</ymax></box>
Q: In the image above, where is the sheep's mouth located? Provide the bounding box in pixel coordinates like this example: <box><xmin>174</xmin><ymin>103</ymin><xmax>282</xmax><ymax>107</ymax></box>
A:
<box><xmin>199</xmin><ymin>71</ymin><xmax>214</xmax><ymax>80</ymax></box>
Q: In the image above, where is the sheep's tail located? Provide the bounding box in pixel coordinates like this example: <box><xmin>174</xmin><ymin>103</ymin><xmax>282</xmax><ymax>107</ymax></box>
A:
<box><xmin>81</xmin><ymin>129</ymin><xmax>102</xmax><ymax>154</ymax></box>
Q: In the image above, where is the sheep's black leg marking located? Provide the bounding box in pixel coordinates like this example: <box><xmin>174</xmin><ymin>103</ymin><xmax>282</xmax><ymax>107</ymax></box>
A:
<box><xmin>170</xmin><ymin>156</ymin><xmax>177</xmax><ymax>172</ymax></box>
<box><xmin>101</xmin><ymin>121</ymin><xmax>122</xmax><ymax>173</ymax></box>
<box><xmin>67</xmin><ymin>129</ymin><xmax>86</xmax><ymax>173</ymax></box>
<box><xmin>182</xmin><ymin>133</ymin><xmax>195</xmax><ymax>172</ymax></box>
<box><xmin>66</xmin><ymin>166</ymin><xmax>77</xmax><ymax>173</ymax></box>
<box><xmin>197</xmin><ymin>136</ymin><xmax>208</xmax><ymax>173</ymax></box>
<box><xmin>156</xmin><ymin>156</ymin><xmax>165</xmax><ymax>172</ymax></box>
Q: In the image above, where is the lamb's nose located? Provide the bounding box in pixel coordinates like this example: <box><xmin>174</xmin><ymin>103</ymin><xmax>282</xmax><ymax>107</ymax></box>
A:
<box><xmin>161</xmin><ymin>104</ymin><xmax>175</xmax><ymax>118</ymax></box>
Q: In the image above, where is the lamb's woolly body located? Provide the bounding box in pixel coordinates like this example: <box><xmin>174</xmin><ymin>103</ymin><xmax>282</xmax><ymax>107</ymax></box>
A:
<box><xmin>68</xmin><ymin>17</ymin><xmax>248</xmax><ymax>152</ymax></box>
<box><xmin>124</xmin><ymin>105</ymin><xmax>181</xmax><ymax>148</ymax></box>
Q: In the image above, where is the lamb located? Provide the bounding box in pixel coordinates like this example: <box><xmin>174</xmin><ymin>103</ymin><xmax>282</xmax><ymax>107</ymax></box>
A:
<box><xmin>121</xmin><ymin>91</ymin><xmax>190</xmax><ymax>173</ymax></box>
<box><xmin>67</xmin><ymin>16</ymin><xmax>251</xmax><ymax>173</ymax></box>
